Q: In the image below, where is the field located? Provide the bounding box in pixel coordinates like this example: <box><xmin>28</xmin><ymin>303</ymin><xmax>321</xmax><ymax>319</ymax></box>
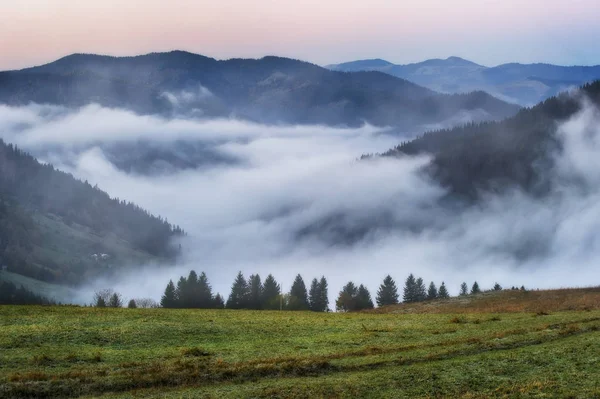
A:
<box><xmin>1</xmin><ymin>289</ymin><xmax>600</xmax><ymax>398</ymax></box>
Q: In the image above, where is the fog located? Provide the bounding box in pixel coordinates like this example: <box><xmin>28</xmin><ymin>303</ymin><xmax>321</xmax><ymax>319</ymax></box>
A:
<box><xmin>1</xmin><ymin>102</ymin><xmax>600</xmax><ymax>305</ymax></box>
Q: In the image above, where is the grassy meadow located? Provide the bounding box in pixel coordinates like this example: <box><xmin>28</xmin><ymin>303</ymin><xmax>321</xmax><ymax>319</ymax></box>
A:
<box><xmin>1</xmin><ymin>289</ymin><xmax>600</xmax><ymax>398</ymax></box>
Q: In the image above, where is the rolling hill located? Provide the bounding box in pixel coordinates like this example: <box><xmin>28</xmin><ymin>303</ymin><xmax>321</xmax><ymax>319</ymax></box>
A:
<box><xmin>0</xmin><ymin>51</ymin><xmax>519</xmax><ymax>130</ymax></box>
<box><xmin>0</xmin><ymin>140</ymin><xmax>184</xmax><ymax>287</ymax></box>
<box><xmin>328</xmin><ymin>57</ymin><xmax>600</xmax><ymax>106</ymax></box>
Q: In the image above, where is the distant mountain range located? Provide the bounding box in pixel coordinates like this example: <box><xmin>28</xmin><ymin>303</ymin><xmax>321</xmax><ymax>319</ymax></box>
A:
<box><xmin>328</xmin><ymin>57</ymin><xmax>600</xmax><ymax>106</ymax></box>
<box><xmin>0</xmin><ymin>51</ymin><xmax>519</xmax><ymax>130</ymax></box>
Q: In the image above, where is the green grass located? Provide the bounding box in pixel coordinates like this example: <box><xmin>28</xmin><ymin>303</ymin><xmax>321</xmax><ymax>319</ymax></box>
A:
<box><xmin>1</xmin><ymin>306</ymin><xmax>599</xmax><ymax>398</ymax></box>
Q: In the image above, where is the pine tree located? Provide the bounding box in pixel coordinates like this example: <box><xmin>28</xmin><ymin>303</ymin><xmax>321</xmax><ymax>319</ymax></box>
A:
<box><xmin>197</xmin><ymin>272</ymin><xmax>214</xmax><ymax>308</ymax></box>
<box><xmin>493</xmin><ymin>282</ymin><xmax>502</xmax><ymax>291</ymax></box>
<box><xmin>186</xmin><ymin>270</ymin><xmax>199</xmax><ymax>307</ymax></box>
<box><xmin>127</xmin><ymin>299</ymin><xmax>137</xmax><ymax>308</ymax></box>
<box><xmin>288</xmin><ymin>274</ymin><xmax>309</xmax><ymax>310</ymax></box>
<box><xmin>438</xmin><ymin>282</ymin><xmax>450</xmax><ymax>299</ymax></box>
<box><xmin>248</xmin><ymin>274</ymin><xmax>263</xmax><ymax>310</ymax></box>
<box><xmin>161</xmin><ymin>280</ymin><xmax>177</xmax><ymax>308</ymax></box>
<box><xmin>213</xmin><ymin>293</ymin><xmax>225</xmax><ymax>309</ymax></box>
<box><xmin>460</xmin><ymin>282</ymin><xmax>469</xmax><ymax>296</ymax></box>
<box><xmin>415</xmin><ymin>278</ymin><xmax>427</xmax><ymax>302</ymax></box>
<box><xmin>95</xmin><ymin>296</ymin><xmax>106</xmax><ymax>308</ymax></box>
<box><xmin>309</xmin><ymin>278</ymin><xmax>321</xmax><ymax>311</ymax></box>
<box><xmin>427</xmin><ymin>282</ymin><xmax>438</xmax><ymax>300</ymax></box>
<box><xmin>471</xmin><ymin>281</ymin><xmax>481</xmax><ymax>295</ymax></box>
<box><xmin>356</xmin><ymin>284</ymin><xmax>374</xmax><ymax>310</ymax></box>
<box><xmin>403</xmin><ymin>274</ymin><xmax>417</xmax><ymax>303</ymax></box>
<box><xmin>176</xmin><ymin>276</ymin><xmax>188</xmax><ymax>308</ymax></box>
<box><xmin>108</xmin><ymin>292</ymin><xmax>123</xmax><ymax>308</ymax></box>
<box><xmin>336</xmin><ymin>281</ymin><xmax>358</xmax><ymax>312</ymax></box>
<box><xmin>376</xmin><ymin>275</ymin><xmax>399</xmax><ymax>307</ymax></box>
<box><xmin>261</xmin><ymin>274</ymin><xmax>281</xmax><ymax>310</ymax></box>
<box><xmin>319</xmin><ymin>276</ymin><xmax>329</xmax><ymax>312</ymax></box>
<box><xmin>226</xmin><ymin>272</ymin><xmax>249</xmax><ymax>309</ymax></box>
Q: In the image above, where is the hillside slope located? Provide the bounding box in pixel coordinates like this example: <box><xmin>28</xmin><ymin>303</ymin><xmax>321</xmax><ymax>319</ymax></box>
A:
<box><xmin>381</xmin><ymin>81</ymin><xmax>600</xmax><ymax>198</ymax></box>
<box><xmin>0</xmin><ymin>140</ymin><xmax>183</xmax><ymax>285</ymax></box>
<box><xmin>0</xmin><ymin>51</ymin><xmax>519</xmax><ymax>129</ymax></box>
<box><xmin>329</xmin><ymin>57</ymin><xmax>600</xmax><ymax>105</ymax></box>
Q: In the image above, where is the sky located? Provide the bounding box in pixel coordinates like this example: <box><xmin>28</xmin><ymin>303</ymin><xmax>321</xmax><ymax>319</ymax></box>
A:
<box><xmin>2</xmin><ymin>0</ymin><xmax>600</xmax><ymax>71</ymax></box>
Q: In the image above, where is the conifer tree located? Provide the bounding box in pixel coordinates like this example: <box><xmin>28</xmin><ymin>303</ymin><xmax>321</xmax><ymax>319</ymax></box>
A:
<box><xmin>438</xmin><ymin>282</ymin><xmax>450</xmax><ymax>299</ymax></box>
<box><xmin>248</xmin><ymin>274</ymin><xmax>263</xmax><ymax>310</ymax></box>
<box><xmin>415</xmin><ymin>278</ymin><xmax>427</xmax><ymax>302</ymax></box>
<box><xmin>213</xmin><ymin>293</ymin><xmax>225</xmax><ymax>309</ymax></box>
<box><xmin>319</xmin><ymin>276</ymin><xmax>329</xmax><ymax>312</ymax></box>
<box><xmin>427</xmin><ymin>281</ymin><xmax>438</xmax><ymax>300</ymax></box>
<box><xmin>226</xmin><ymin>271</ymin><xmax>249</xmax><ymax>309</ymax></box>
<box><xmin>176</xmin><ymin>276</ymin><xmax>188</xmax><ymax>308</ymax></box>
<box><xmin>356</xmin><ymin>284</ymin><xmax>374</xmax><ymax>310</ymax></box>
<box><xmin>460</xmin><ymin>282</ymin><xmax>469</xmax><ymax>296</ymax></box>
<box><xmin>95</xmin><ymin>296</ymin><xmax>106</xmax><ymax>308</ymax></box>
<box><xmin>471</xmin><ymin>281</ymin><xmax>481</xmax><ymax>295</ymax></box>
<box><xmin>108</xmin><ymin>292</ymin><xmax>123</xmax><ymax>308</ymax></box>
<box><xmin>197</xmin><ymin>272</ymin><xmax>214</xmax><ymax>308</ymax></box>
<box><xmin>493</xmin><ymin>282</ymin><xmax>502</xmax><ymax>291</ymax></box>
<box><xmin>261</xmin><ymin>274</ymin><xmax>281</xmax><ymax>310</ymax></box>
<box><xmin>336</xmin><ymin>281</ymin><xmax>358</xmax><ymax>312</ymax></box>
<box><xmin>288</xmin><ymin>274</ymin><xmax>309</xmax><ymax>310</ymax></box>
<box><xmin>403</xmin><ymin>274</ymin><xmax>417</xmax><ymax>303</ymax></box>
<box><xmin>309</xmin><ymin>278</ymin><xmax>321</xmax><ymax>311</ymax></box>
<box><xmin>161</xmin><ymin>280</ymin><xmax>177</xmax><ymax>308</ymax></box>
<box><xmin>376</xmin><ymin>275</ymin><xmax>399</xmax><ymax>306</ymax></box>
<box><xmin>187</xmin><ymin>270</ymin><xmax>199</xmax><ymax>307</ymax></box>
<box><xmin>127</xmin><ymin>299</ymin><xmax>137</xmax><ymax>308</ymax></box>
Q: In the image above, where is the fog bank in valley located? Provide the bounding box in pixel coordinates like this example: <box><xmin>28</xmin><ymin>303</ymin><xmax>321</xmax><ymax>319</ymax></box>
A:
<box><xmin>2</xmin><ymin>102</ymin><xmax>600</xmax><ymax>305</ymax></box>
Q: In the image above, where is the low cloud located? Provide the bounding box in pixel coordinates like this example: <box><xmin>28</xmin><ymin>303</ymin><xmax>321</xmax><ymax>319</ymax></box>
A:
<box><xmin>2</xmin><ymin>101</ymin><xmax>600</xmax><ymax>305</ymax></box>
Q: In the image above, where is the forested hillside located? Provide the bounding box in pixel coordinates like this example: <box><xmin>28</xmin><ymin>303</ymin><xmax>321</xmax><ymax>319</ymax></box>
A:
<box><xmin>0</xmin><ymin>51</ymin><xmax>519</xmax><ymax>129</ymax></box>
<box><xmin>0</xmin><ymin>140</ymin><xmax>183</xmax><ymax>284</ymax></box>
<box><xmin>381</xmin><ymin>81</ymin><xmax>600</xmax><ymax>198</ymax></box>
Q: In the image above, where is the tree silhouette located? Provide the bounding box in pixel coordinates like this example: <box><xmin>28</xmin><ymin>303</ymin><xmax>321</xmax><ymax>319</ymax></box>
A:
<box><xmin>226</xmin><ymin>272</ymin><xmax>249</xmax><ymax>309</ymax></box>
<box><xmin>288</xmin><ymin>274</ymin><xmax>309</xmax><ymax>310</ymax></box>
<box><xmin>248</xmin><ymin>274</ymin><xmax>263</xmax><ymax>310</ymax></box>
<box><xmin>438</xmin><ymin>282</ymin><xmax>450</xmax><ymax>299</ymax></box>
<box><xmin>261</xmin><ymin>274</ymin><xmax>281</xmax><ymax>310</ymax></box>
<box><xmin>471</xmin><ymin>281</ymin><xmax>481</xmax><ymax>295</ymax></box>
<box><xmin>427</xmin><ymin>282</ymin><xmax>438</xmax><ymax>300</ymax></box>
<box><xmin>161</xmin><ymin>280</ymin><xmax>177</xmax><ymax>308</ymax></box>
<box><xmin>460</xmin><ymin>282</ymin><xmax>469</xmax><ymax>296</ymax></box>
<box><xmin>376</xmin><ymin>275</ymin><xmax>399</xmax><ymax>306</ymax></box>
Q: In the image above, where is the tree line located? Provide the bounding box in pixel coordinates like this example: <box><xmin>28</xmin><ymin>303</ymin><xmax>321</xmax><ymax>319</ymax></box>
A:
<box><xmin>86</xmin><ymin>271</ymin><xmax>513</xmax><ymax>311</ymax></box>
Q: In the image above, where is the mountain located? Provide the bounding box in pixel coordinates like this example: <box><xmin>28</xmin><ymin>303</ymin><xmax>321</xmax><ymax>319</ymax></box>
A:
<box><xmin>0</xmin><ymin>140</ymin><xmax>184</xmax><ymax>287</ymax></box>
<box><xmin>0</xmin><ymin>51</ymin><xmax>519</xmax><ymax>130</ymax></box>
<box><xmin>380</xmin><ymin>81</ymin><xmax>600</xmax><ymax>198</ymax></box>
<box><xmin>328</xmin><ymin>57</ymin><xmax>600</xmax><ymax>106</ymax></box>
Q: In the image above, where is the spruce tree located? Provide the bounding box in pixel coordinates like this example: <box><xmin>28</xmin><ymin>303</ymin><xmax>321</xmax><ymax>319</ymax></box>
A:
<box><xmin>415</xmin><ymin>278</ymin><xmax>427</xmax><ymax>302</ymax></box>
<box><xmin>319</xmin><ymin>276</ymin><xmax>329</xmax><ymax>312</ymax></box>
<box><xmin>95</xmin><ymin>296</ymin><xmax>106</xmax><ymax>308</ymax></box>
<box><xmin>427</xmin><ymin>282</ymin><xmax>438</xmax><ymax>300</ymax></box>
<box><xmin>493</xmin><ymin>282</ymin><xmax>502</xmax><ymax>291</ymax></box>
<box><xmin>127</xmin><ymin>299</ymin><xmax>137</xmax><ymax>308</ymax></box>
<box><xmin>248</xmin><ymin>274</ymin><xmax>263</xmax><ymax>310</ymax></box>
<box><xmin>471</xmin><ymin>281</ymin><xmax>481</xmax><ymax>295</ymax></box>
<box><xmin>176</xmin><ymin>276</ymin><xmax>188</xmax><ymax>308</ymax></box>
<box><xmin>336</xmin><ymin>281</ymin><xmax>358</xmax><ymax>312</ymax></box>
<box><xmin>288</xmin><ymin>274</ymin><xmax>309</xmax><ymax>310</ymax></box>
<box><xmin>261</xmin><ymin>274</ymin><xmax>281</xmax><ymax>310</ymax></box>
<box><xmin>213</xmin><ymin>293</ymin><xmax>225</xmax><ymax>309</ymax></box>
<box><xmin>108</xmin><ymin>292</ymin><xmax>123</xmax><ymax>308</ymax></box>
<box><xmin>226</xmin><ymin>271</ymin><xmax>249</xmax><ymax>309</ymax></box>
<box><xmin>438</xmin><ymin>282</ymin><xmax>450</xmax><ymax>299</ymax></box>
<box><xmin>460</xmin><ymin>282</ymin><xmax>469</xmax><ymax>296</ymax></box>
<box><xmin>187</xmin><ymin>270</ymin><xmax>199</xmax><ymax>307</ymax></box>
<box><xmin>161</xmin><ymin>280</ymin><xmax>177</xmax><ymax>308</ymax></box>
<box><xmin>403</xmin><ymin>274</ymin><xmax>417</xmax><ymax>303</ymax></box>
<box><xmin>356</xmin><ymin>284</ymin><xmax>374</xmax><ymax>310</ymax></box>
<box><xmin>376</xmin><ymin>275</ymin><xmax>399</xmax><ymax>306</ymax></box>
<box><xmin>309</xmin><ymin>278</ymin><xmax>321</xmax><ymax>311</ymax></box>
<box><xmin>197</xmin><ymin>272</ymin><xmax>214</xmax><ymax>308</ymax></box>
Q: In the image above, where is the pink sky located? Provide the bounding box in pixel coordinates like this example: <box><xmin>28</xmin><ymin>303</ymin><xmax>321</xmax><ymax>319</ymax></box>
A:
<box><xmin>1</xmin><ymin>0</ymin><xmax>599</xmax><ymax>70</ymax></box>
